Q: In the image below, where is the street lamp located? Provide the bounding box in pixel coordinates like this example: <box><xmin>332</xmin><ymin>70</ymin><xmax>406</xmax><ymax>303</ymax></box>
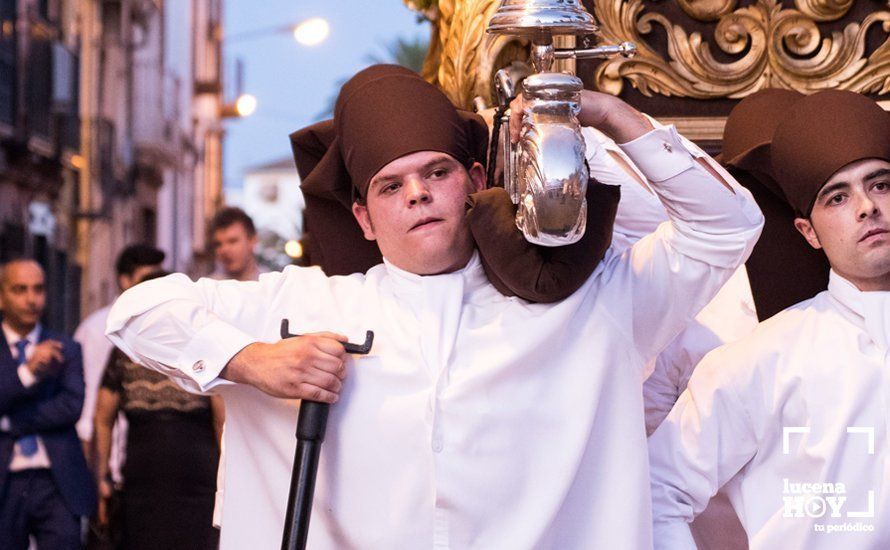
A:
<box><xmin>292</xmin><ymin>18</ymin><xmax>330</xmax><ymax>46</ymax></box>
<box><xmin>285</xmin><ymin>239</ymin><xmax>303</xmax><ymax>259</ymax></box>
<box><xmin>226</xmin><ymin>17</ymin><xmax>331</xmax><ymax>46</ymax></box>
<box><xmin>234</xmin><ymin>94</ymin><xmax>257</xmax><ymax>117</ymax></box>
<box><xmin>220</xmin><ymin>56</ymin><xmax>258</xmax><ymax>119</ymax></box>
<box><xmin>221</xmin><ymin>17</ymin><xmax>331</xmax><ymax>119</ymax></box>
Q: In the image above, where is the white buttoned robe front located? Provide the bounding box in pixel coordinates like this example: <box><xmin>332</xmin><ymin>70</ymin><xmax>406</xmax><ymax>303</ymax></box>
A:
<box><xmin>650</xmin><ymin>271</ymin><xmax>890</xmax><ymax>550</ymax></box>
<box><xmin>107</xmin><ymin>126</ymin><xmax>763</xmax><ymax>549</ymax></box>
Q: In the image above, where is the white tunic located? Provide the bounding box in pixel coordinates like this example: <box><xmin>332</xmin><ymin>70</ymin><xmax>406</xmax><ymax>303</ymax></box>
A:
<box><xmin>649</xmin><ymin>271</ymin><xmax>890</xmax><ymax>550</ymax></box>
<box><xmin>583</xmin><ymin>126</ymin><xmax>759</xmax><ymax>434</ymax></box>
<box><xmin>74</xmin><ymin>304</ymin><xmax>115</xmax><ymax>442</ymax></box>
<box><xmin>106</xmin><ymin>126</ymin><xmax>763</xmax><ymax>550</ymax></box>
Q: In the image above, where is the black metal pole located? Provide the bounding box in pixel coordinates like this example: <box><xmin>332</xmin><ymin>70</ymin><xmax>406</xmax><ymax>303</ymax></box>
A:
<box><xmin>279</xmin><ymin>320</ymin><xmax>373</xmax><ymax>550</ymax></box>
<box><xmin>281</xmin><ymin>401</ymin><xmax>328</xmax><ymax>550</ymax></box>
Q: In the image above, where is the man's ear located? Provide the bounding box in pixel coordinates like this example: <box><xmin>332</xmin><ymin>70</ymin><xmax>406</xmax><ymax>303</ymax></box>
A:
<box><xmin>352</xmin><ymin>202</ymin><xmax>377</xmax><ymax>241</ymax></box>
<box><xmin>794</xmin><ymin>217</ymin><xmax>822</xmax><ymax>250</ymax></box>
<box><xmin>468</xmin><ymin>162</ymin><xmax>486</xmax><ymax>193</ymax></box>
<box><xmin>118</xmin><ymin>274</ymin><xmax>131</xmax><ymax>292</ymax></box>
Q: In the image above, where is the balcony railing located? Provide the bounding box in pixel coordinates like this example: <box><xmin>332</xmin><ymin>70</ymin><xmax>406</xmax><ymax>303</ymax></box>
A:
<box><xmin>93</xmin><ymin>116</ymin><xmax>136</xmax><ymax>197</ymax></box>
<box><xmin>53</xmin><ymin>43</ymin><xmax>79</xmax><ymax>152</ymax></box>
<box><xmin>132</xmin><ymin>60</ymin><xmax>179</xmax><ymax>164</ymax></box>
<box><xmin>56</xmin><ymin>111</ymin><xmax>79</xmax><ymax>152</ymax></box>
<box><xmin>25</xmin><ymin>32</ymin><xmax>52</xmax><ymax>140</ymax></box>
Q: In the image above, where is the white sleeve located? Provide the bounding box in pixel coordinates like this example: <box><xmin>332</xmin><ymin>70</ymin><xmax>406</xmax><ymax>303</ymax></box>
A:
<box><xmin>642</xmin><ymin>354</ymin><xmax>680</xmax><ymax>436</ymax></box>
<box><xmin>17</xmin><ymin>365</ymin><xmax>37</xmax><ymax>388</ymax></box>
<box><xmin>593</xmin><ymin>125</ymin><xmax>764</xmax><ymax>368</ymax></box>
<box><xmin>648</xmin><ymin>348</ymin><xmax>759</xmax><ymax>550</ymax></box>
<box><xmin>74</xmin><ymin>312</ymin><xmax>115</xmax><ymax>441</ymax></box>
<box><xmin>105</xmin><ymin>269</ymin><xmax>302</xmax><ymax>393</ymax></box>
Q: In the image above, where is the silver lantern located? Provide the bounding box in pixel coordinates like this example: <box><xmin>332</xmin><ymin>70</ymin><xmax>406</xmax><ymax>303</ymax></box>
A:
<box><xmin>487</xmin><ymin>0</ymin><xmax>635</xmax><ymax>246</ymax></box>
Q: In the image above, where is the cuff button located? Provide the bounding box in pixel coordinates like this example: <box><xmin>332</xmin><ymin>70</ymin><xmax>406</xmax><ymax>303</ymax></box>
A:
<box><xmin>192</xmin><ymin>360</ymin><xmax>206</xmax><ymax>373</ymax></box>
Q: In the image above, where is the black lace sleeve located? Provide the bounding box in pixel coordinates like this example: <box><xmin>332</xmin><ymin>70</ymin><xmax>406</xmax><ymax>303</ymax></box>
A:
<box><xmin>100</xmin><ymin>348</ymin><xmax>126</xmax><ymax>394</ymax></box>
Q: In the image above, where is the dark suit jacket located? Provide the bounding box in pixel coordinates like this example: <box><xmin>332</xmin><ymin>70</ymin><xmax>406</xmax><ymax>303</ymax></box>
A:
<box><xmin>0</xmin><ymin>323</ymin><xmax>97</xmax><ymax>516</ymax></box>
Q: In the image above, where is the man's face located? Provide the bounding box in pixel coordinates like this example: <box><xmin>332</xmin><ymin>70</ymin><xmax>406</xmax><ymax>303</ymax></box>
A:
<box><xmin>352</xmin><ymin>151</ymin><xmax>486</xmax><ymax>275</ymax></box>
<box><xmin>0</xmin><ymin>261</ymin><xmax>46</xmax><ymax>332</ymax></box>
<box><xmin>213</xmin><ymin>223</ymin><xmax>257</xmax><ymax>277</ymax></box>
<box><xmin>118</xmin><ymin>264</ymin><xmax>160</xmax><ymax>291</ymax></box>
<box><xmin>794</xmin><ymin>158</ymin><xmax>890</xmax><ymax>291</ymax></box>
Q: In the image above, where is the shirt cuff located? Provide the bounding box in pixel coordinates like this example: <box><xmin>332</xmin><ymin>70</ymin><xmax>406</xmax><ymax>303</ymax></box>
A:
<box><xmin>653</xmin><ymin>521</ymin><xmax>697</xmax><ymax>550</ymax></box>
<box><xmin>618</xmin><ymin>125</ymin><xmax>695</xmax><ymax>182</ymax></box>
<box><xmin>17</xmin><ymin>365</ymin><xmax>37</xmax><ymax>388</ymax></box>
<box><xmin>174</xmin><ymin>320</ymin><xmax>257</xmax><ymax>391</ymax></box>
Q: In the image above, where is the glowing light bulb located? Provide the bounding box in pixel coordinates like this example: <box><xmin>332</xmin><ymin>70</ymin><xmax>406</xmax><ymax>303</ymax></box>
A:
<box><xmin>235</xmin><ymin>94</ymin><xmax>257</xmax><ymax>117</ymax></box>
<box><xmin>285</xmin><ymin>240</ymin><xmax>303</xmax><ymax>259</ymax></box>
<box><xmin>293</xmin><ymin>17</ymin><xmax>329</xmax><ymax>46</ymax></box>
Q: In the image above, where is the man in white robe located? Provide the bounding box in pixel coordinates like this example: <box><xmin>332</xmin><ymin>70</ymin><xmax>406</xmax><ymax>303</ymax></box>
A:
<box><xmin>106</xmin><ymin>65</ymin><xmax>762</xmax><ymax>549</ymax></box>
<box><xmin>649</xmin><ymin>90</ymin><xmax>890</xmax><ymax>550</ymax></box>
<box><xmin>584</xmin><ymin>123</ymin><xmax>756</xmax><ymax>550</ymax></box>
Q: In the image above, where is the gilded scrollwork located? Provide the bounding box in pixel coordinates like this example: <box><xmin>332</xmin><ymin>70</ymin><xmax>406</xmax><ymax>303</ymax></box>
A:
<box><xmin>794</xmin><ymin>0</ymin><xmax>854</xmax><ymax>22</ymax></box>
<box><xmin>676</xmin><ymin>0</ymin><xmax>737</xmax><ymax>22</ymax></box>
<box><xmin>405</xmin><ymin>0</ymin><xmax>889</xmax><ymax>105</ymax></box>
<box><xmin>593</xmin><ymin>0</ymin><xmax>890</xmax><ymax>98</ymax></box>
<box><xmin>406</xmin><ymin>0</ymin><xmax>527</xmax><ymax>109</ymax></box>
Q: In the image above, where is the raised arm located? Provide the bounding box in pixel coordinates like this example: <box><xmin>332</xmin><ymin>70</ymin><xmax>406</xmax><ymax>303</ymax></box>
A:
<box><xmin>575</xmin><ymin>92</ymin><xmax>763</xmax><ymax>366</ymax></box>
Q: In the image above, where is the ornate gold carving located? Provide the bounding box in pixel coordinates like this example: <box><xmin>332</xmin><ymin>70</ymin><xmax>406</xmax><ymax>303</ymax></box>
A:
<box><xmin>593</xmin><ymin>0</ymin><xmax>890</xmax><ymax>98</ymax></box>
<box><xmin>658</xmin><ymin>116</ymin><xmax>727</xmax><ymax>141</ymax></box>
<box><xmin>405</xmin><ymin>0</ymin><xmax>889</xmax><ymax>106</ymax></box>
<box><xmin>795</xmin><ymin>0</ymin><xmax>854</xmax><ymax>22</ymax></box>
<box><xmin>408</xmin><ymin>0</ymin><xmax>528</xmax><ymax>108</ymax></box>
<box><xmin>676</xmin><ymin>0</ymin><xmax>737</xmax><ymax>22</ymax></box>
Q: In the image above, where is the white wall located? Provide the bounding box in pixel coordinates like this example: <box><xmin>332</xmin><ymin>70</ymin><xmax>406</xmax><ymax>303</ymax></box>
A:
<box><xmin>241</xmin><ymin>165</ymin><xmax>304</xmax><ymax>241</ymax></box>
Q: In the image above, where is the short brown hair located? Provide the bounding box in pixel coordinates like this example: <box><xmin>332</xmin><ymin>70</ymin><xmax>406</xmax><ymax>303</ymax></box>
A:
<box><xmin>210</xmin><ymin>207</ymin><xmax>256</xmax><ymax>237</ymax></box>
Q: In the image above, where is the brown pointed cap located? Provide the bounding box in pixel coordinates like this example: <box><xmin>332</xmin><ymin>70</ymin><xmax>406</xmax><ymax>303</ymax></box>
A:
<box><xmin>731</xmin><ymin>169</ymin><xmax>830</xmax><ymax>320</ymax></box>
<box><xmin>721</xmin><ymin>88</ymin><xmax>804</xmax><ymax>199</ymax></box>
<box><xmin>771</xmin><ymin>90</ymin><xmax>890</xmax><ymax>216</ymax></box>
<box><xmin>289</xmin><ymin>64</ymin><xmax>489</xmax><ymax>275</ymax></box>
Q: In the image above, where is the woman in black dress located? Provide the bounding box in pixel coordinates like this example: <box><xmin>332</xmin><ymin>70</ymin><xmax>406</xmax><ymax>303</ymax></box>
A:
<box><xmin>94</xmin><ymin>343</ymin><xmax>224</xmax><ymax>549</ymax></box>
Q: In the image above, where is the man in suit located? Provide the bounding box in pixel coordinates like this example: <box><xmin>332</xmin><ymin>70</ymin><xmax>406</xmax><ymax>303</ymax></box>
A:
<box><xmin>0</xmin><ymin>259</ymin><xmax>96</xmax><ymax>549</ymax></box>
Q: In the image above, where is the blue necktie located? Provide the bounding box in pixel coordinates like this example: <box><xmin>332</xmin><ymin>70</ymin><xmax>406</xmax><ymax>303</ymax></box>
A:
<box><xmin>14</xmin><ymin>340</ymin><xmax>38</xmax><ymax>457</ymax></box>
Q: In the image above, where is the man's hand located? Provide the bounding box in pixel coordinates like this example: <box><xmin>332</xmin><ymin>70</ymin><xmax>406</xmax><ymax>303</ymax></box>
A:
<box><xmin>221</xmin><ymin>333</ymin><xmax>349</xmax><ymax>402</ymax></box>
<box><xmin>26</xmin><ymin>340</ymin><xmax>64</xmax><ymax>379</ymax></box>
<box><xmin>509</xmin><ymin>90</ymin><xmax>653</xmax><ymax>145</ymax></box>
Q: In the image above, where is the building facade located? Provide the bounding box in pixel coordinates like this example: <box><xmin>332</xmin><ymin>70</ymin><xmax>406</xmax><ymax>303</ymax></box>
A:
<box><xmin>0</xmin><ymin>0</ymin><xmax>225</xmax><ymax>331</ymax></box>
<box><xmin>232</xmin><ymin>157</ymin><xmax>304</xmax><ymax>270</ymax></box>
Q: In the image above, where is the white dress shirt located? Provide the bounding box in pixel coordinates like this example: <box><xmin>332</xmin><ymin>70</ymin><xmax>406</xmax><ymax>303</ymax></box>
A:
<box><xmin>649</xmin><ymin>271</ymin><xmax>890</xmax><ymax>549</ymax></box>
<box><xmin>74</xmin><ymin>304</ymin><xmax>127</xmax><ymax>483</ymax></box>
<box><xmin>583</xmin><ymin>126</ymin><xmax>760</xmax><ymax>434</ymax></box>
<box><xmin>208</xmin><ymin>264</ymin><xmax>270</xmax><ymax>527</ymax></box>
<box><xmin>107</xmin><ymin>126</ymin><xmax>763</xmax><ymax>550</ymax></box>
<box><xmin>2</xmin><ymin>322</ymin><xmax>52</xmax><ymax>470</ymax></box>
<box><xmin>584</xmin><ymin>126</ymin><xmax>755</xmax><ymax>550</ymax></box>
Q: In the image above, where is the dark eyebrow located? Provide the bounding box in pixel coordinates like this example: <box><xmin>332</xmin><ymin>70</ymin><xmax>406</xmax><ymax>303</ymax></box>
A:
<box><xmin>865</xmin><ymin>168</ymin><xmax>890</xmax><ymax>180</ymax></box>
<box><xmin>369</xmin><ymin>154</ymin><xmax>457</xmax><ymax>191</ymax></box>
<box><xmin>419</xmin><ymin>155</ymin><xmax>457</xmax><ymax>173</ymax></box>
<box><xmin>817</xmin><ymin>181</ymin><xmax>850</xmax><ymax>200</ymax></box>
<box><xmin>368</xmin><ymin>174</ymin><xmax>400</xmax><ymax>192</ymax></box>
